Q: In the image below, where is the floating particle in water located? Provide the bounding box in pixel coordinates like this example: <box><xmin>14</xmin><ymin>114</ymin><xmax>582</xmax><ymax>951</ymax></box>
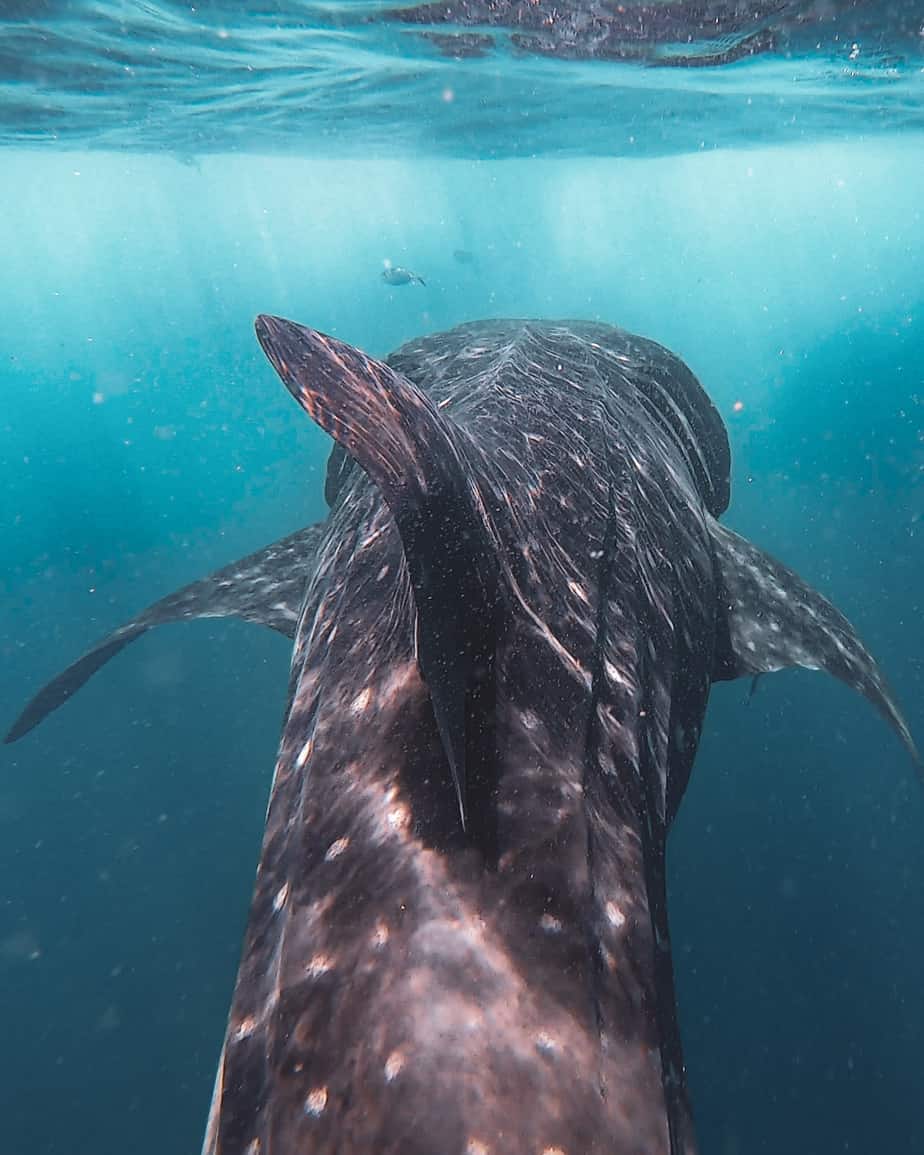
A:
<box><xmin>0</xmin><ymin>927</ymin><xmax>41</xmax><ymax>962</ymax></box>
<box><xmin>96</xmin><ymin>1004</ymin><xmax>121</xmax><ymax>1032</ymax></box>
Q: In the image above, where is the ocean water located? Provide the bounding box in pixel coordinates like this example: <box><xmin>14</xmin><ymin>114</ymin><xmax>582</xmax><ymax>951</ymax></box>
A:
<box><xmin>1</xmin><ymin>5</ymin><xmax>922</xmax><ymax>1155</ymax></box>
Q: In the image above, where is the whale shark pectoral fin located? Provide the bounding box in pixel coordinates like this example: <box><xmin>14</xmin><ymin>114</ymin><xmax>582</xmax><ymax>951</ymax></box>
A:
<box><xmin>254</xmin><ymin>314</ymin><xmax>506</xmax><ymax>841</ymax></box>
<box><xmin>5</xmin><ymin>627</ymin><xmax>149</xmax><ymax>744</ymax></box>
<box><xmin>709</xmin><ymin>518</ymin><xmax>918</xmax><ymax>764</ymax></box>
<box><xmin>4</xmin><ymin>523</ymin><xmax>326</xmax><ymax>744</ymax></box>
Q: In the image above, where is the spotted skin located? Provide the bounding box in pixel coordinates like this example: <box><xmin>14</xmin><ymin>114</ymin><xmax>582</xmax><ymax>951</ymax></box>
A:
<box><xmin>6</xmin><ymin>318</ymin><xmax>914</xmax><ymax>1155</ymax></box>
<box><xmin>207</xmin><ymin>316</ymin><xmax>910</xmax><ymax>1155</ymax></box>
<box><xmin>710</xmin><ymin>519</ymin><xmax>918</xmax><ymax>760</ymax></box>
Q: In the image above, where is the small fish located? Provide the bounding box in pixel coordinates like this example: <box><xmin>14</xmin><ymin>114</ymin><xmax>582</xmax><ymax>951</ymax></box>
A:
<box><xmin>382</xmin><ymin>265</ymin><xmax>426</xmax><ymax>286</ymax></box>
<box><xmin>452</xmin><ymin>248</ymin><xmax>476</xmax><ymax>265</ymax></box>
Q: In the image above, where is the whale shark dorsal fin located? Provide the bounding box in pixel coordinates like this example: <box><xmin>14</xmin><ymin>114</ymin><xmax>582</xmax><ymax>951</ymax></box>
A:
<box><xmin>709</xmin><ymin>517</ymin><xmax>918</xmax><ymax>764</ymax></box>
<box><xmin>254</xmin><ymin>314</ymin><xmax>507</xmax><ymax>842</ymax></box>
<box><xmin>4</xmin><ymin>523</ymin><xmax>326</xmax><ymax>744</ymax></box>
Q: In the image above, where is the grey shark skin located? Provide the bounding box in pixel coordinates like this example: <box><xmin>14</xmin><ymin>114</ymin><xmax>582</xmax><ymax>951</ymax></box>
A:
<box><xmin>6</xmin><ymin>319</ymin><xmax>916</xmax><ymax>1155</ymax></box>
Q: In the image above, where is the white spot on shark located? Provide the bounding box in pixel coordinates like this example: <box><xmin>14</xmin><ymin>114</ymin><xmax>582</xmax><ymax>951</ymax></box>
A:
<box><xmin>535</xmin><ymin>1032</ymin><xmax>558</xmax><ymax>1055</ymax></box>
<box><xmin>306</xmin><ymin>954</ymin><xmax>334</xmax><ymax>978</ymax></box>
<box><xmin>350</xmin><ymin>687</ymin><xmax>373</xmax><ymax>715</ymax></box>
<box><xmin>304</xmin><ymin>1087</ymin><xmax>328</xmax><ymax>1116</ymax></box>
<box><xmin>325</xmin><ymin>837</ymin><xmax>350</xmax><ymax>860</ymax></box>
<box><xmin>386</xmin><ymin>803</ymin><xmax>410</xmax><ymax>833</ymax></box>
<box><xmin>384</xmin><ymin>1050</ymin><xmax>405</xmax><ymax>1081</ymax></box>
<box><xmin>605</xmin><ymin>901</ymin><xmax>626</xmax><ymax>929</ymax></box>
<box><xmin>233</xmin><ymin>1016</ymin><xmax>257</xmax><ymax>1042</ymax></box>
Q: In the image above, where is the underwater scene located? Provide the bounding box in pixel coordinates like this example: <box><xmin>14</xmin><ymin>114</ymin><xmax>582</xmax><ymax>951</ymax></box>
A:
<box><xmin>1</xmin><ymin>4</ymin><xmax>922</xmax><ymax>1154</ymax></box>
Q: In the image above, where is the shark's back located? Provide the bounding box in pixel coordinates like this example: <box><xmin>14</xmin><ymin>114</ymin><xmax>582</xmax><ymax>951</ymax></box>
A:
<box><xmin>388</xmin><ymin>318</ymin><xmax>730</xmax><ymax>516</ymax></box>
<box><xmin>6</xmin><ymin>318</ymin><xmax>914</xmax><ymax>1155</ymax></box>
<box><xmin>206</xmin><ymin>318</ymin><xmax>736</xmax><ymax>1155</ymax></box>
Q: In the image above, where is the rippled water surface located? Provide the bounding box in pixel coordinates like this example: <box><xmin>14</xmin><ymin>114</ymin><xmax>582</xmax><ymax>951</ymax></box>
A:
<box><xmin>2</xmin><ymin>0</ymin><xmax>923</xmax><ymax>154</ymax></box>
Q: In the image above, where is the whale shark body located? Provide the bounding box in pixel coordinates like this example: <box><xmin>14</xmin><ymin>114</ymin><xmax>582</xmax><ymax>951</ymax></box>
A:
<box><xmin>7</xmin><ymin>317</ymin><xmax>916</xmax><ymax>1154</ymax></box>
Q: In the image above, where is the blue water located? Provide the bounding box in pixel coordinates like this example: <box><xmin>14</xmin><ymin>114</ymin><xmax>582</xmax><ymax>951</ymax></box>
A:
<box><xmin>2</xmin><ymin>1</ymin><xmax>924</xmax><ymax>155</ymax></box>
<box><xmin>1</xmin><ymin>6</ymin><xmax>923</xmax><ymax>1154</ymax></box>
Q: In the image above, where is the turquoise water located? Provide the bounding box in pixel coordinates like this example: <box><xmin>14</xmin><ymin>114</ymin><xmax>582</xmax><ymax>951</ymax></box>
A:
<box><xmin>1</xmin><ymin>6</ymin><xmax>923</xmax><ymax>1154</ymax></box>
<box><xmin>2</xmin><ymin>2</ymin><xmax>923</xmax><ymax>154</ymax></box>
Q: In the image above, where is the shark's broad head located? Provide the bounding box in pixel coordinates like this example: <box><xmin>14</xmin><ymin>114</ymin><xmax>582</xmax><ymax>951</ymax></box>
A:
<box><xmin>7</xmin><ymin>317</ymin><xmax>917</xmax><ymax>1155</ymax></box>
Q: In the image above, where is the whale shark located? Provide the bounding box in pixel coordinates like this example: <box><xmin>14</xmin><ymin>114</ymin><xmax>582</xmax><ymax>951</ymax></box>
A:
<box><xmin>6</xmin><ymin>317</ymin><xmax>916</xmax><ymax>1155</ymax></box>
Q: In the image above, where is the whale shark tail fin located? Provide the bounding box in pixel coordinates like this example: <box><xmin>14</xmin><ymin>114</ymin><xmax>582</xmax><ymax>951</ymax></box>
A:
<box><xmin>709</xmin><ymin>517</ymin><xmax>918</xmax><ymax>766</ymax></box>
